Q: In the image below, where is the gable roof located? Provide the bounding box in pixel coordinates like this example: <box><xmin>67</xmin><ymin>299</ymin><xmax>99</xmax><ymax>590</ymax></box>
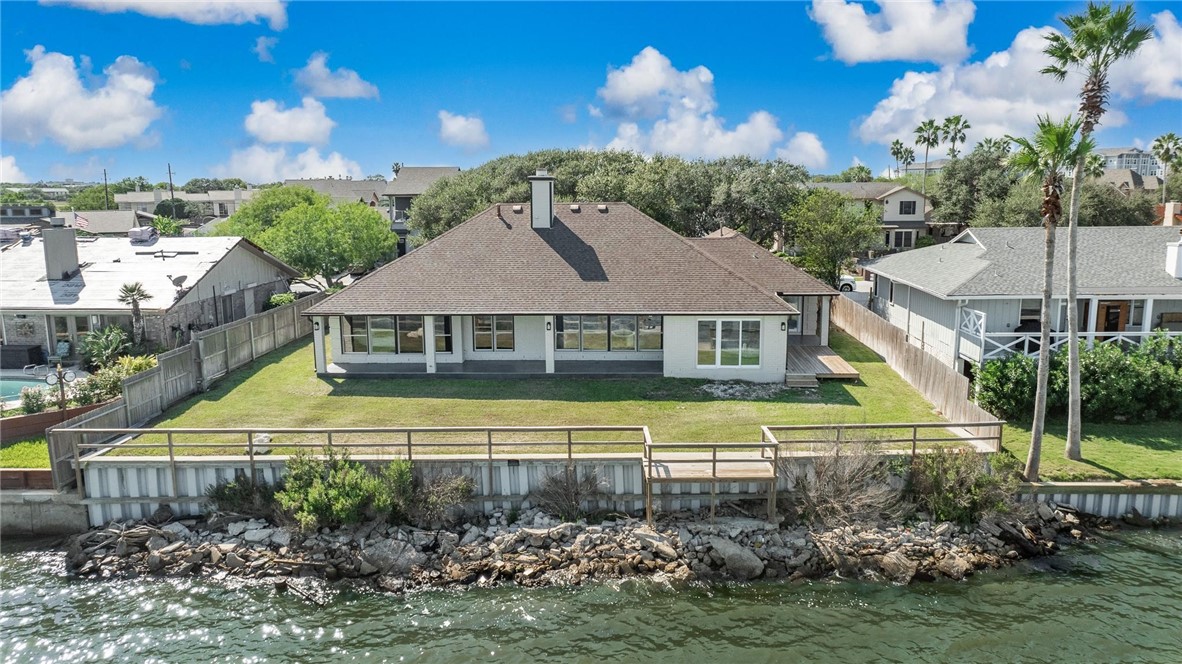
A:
<box><xmin>384</xmin><ymin>167</ymin><xmax>461</xmax><ymax>197</ymax></box>
<box><xmin>0</xmin><ymin>235</ymin><xmax>299</xmax><ymax>314</ymax></box>
<box><xmin>305</xmin><ymin>203</ymin><xmax>803</xmax><ymax>316</ymax></box>
<box><xmin>69</xmin><ymin>210</ymin><xmax>154</xmax><ymax>235</ymax></box>
<box><xmin>1101</xmin><ymin>168</ymin><xmax>1161</xmax><ymax>191</ymax></box>
<box><xmin>808</xmin><ymin>181</ymin><xmax>899</xmax><ymax>200</ymax></box>
<box><xmin>688</xmin><ymin>228</ymin><xmax>835</xmax><ymax>296</ymax></box>
<box><xmin>284</xmin><ymin>178</ymin><xmax>386</xmax><ymax>203</ymax></box>
<box><xmin>864</xmin><ymin>226</ymin><xmax>1182</xmax><ymax>298</ymax></box>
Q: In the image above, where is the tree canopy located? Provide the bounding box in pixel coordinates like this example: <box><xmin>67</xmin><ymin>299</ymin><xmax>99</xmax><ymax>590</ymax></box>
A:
<box><xmin>154</xmin><ymin>198</ymin><xmax>200</xmax><ymax>220</ymax></box>
<box><xmin>783</xmin><ymin>188</ymin><xmax>881</xmax><ymax>288</ymax></box>
<box><xmin>409</xmin><ymin>149</ymin><xmax>810</xmax><ymax>244</ymax></box>
<box><xmin>182</xmin><ymin>177</ymin><xmax>249</xmax><ymax>193</ymax></box>
<box><xmin>930</xmin><ymin>143</ymin><xmax>1014</xmax><ymax>225</ymax></box>
<box><xmin>972</xmin><ymin>179</ymin><xmax>1154</xmax><ymax>228</ymax></box>
<box><xmin>68</xmin><ymin>185</ymin><xmax>117</xmax><ymax>211</ymax></box>
<box><xmin>215</xmin><ymin>185</ymin><xmax>330</xmax><ymax>239</ymax></box>
<box><xmin>258</xmin><ymin>201</ymin><xmax>397</xmax><ymax>286</ymax></box>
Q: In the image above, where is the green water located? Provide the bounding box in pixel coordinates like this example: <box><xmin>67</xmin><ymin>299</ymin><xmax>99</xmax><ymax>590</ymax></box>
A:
<box><xmin>2</xmin><ymin>530</ymin><xmax>1180</xmax><ymax>662</ymax></box>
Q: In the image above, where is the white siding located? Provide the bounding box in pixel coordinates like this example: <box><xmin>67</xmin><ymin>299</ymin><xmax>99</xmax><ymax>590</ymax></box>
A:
<box><xmin>175</xmin><ymin>243</ymin><xmax>292</xmax><ymax>308</ymax></box>
<box><xmin>966</xmin><ymin>298</ymin><xmax>1024</xmax><ymax>333</ymax></box>
<box><xmin>904</xmin><ymin>289</ymin><xmax>957</xmax><ymax>364</ymax></box>
<box><xmin>461</xmin><ymin>315</ymin><xmax>545</xmax><ymax>361</ymax></box>
<box><xmin>661</xmin><ymin>315</ymin><xmax>788</xmax><ymax>383</ymax></box>
<box><xmin>882</xmin><ymin>190</ymin><xmax>928</xmax><ymax>225</ymax></box>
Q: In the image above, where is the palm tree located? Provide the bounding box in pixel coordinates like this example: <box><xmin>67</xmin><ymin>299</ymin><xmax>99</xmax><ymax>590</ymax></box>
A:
<box><xmin>899</xmin><ymin>147</ymin><xmax>916</xmax><ymax>175</ymax></box>
<box><xmin>942</xmin><ymin>115</ymin><xmax>972</xmax><ymax>159</ymax></box>
<box><xmin>1151</xmin><ymin>133</ymin><xmax>1181</xmax><ymax>203</ymax></box>
<box><xmin>1042</xmin><ymin>2</ymin><xmax>1151</xmax><ymax>461</ymax></box>
<box><xmin>117</xmin><ymin>282</ymin><xmax>154</xmax><ymax>346</ymax></box>
<box><xmin>914</xmin><ymin>119</ymin><xmax>941</xmax><ymax>197</ymax></box>
<box><xmin>890</xmin><ymin>139</ymin><xmax>905</xmax><ymax>177</ymax></box>
<box><xmin>1084</xmin><ymin>153</ymin><xmax>1107</xmax><ymax>179</ymax></box>
<box><xmin>976</xmin><ymin>137</ymin><xmax>1010</xmax><ymax>155</ymax></box>
<box><xmin>1007</xmin><ymin>115</ymin><xmax>1094</xmax><ymax>482</ymax></box>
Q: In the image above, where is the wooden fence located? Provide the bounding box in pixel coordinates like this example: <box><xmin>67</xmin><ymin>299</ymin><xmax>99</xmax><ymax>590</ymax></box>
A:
<box><xmin>831</xmin><ymin>296</ymin><xmax>1001</xmax><ymax>437</ymax></box>
<box><xmin>47</xmin><ymin>294</ymin><xmax>324</xmax><ymax>490</ymax></box>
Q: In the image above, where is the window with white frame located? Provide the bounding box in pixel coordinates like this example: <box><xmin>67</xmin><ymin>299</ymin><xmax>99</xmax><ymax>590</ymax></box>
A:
<box><xmin>555</xmin><ymin>315</ymin><xmax>663</xmax><ymax>351</ymax></box>
<box><xmin>1019</xmin><ymin>300</ymin><xmax>1041</xmax><ymax>324</ymax></box>
<box><xmin>341</xmin><ymin>315</ymin><xmax>426</xmax><ymax>353</ymax></box>
<box><xmin>474</xmin><ymin>315</ymin><xmax>514</xmax><ymax>351</ymax></box>
<box><xmin>434</xmin><ymin>316</ymin><xmax>453</xmax><ymax>353</ymax></box>
<box><xmin>697</xmin><ymin>319</ymin><xmax>760</xmax><ymax>367</ymax></box>
<box><xmin>899</xmin><ymin>200</ymin><xmax>917</xmax><ymax>215</ymax></box>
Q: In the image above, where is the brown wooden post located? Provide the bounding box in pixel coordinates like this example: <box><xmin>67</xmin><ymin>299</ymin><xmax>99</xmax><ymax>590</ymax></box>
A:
<box><xmin>247</xmin><ymin>431</ymin><xmax>256</xmax><ymax>484</ymax></box>
<box><xmin>406</xmin><ymin>431</ymin><xmax>412</xmax><ymax>461</ymax></box>
<box><xmin>71</xmin><ymin>432</ymin><xmax>83</xmax><ymax>495</ymax></box>
<box><xmin>911</xmin><ymin>425</ymin><xmax>918</xmax><ymax>458</ymax></box>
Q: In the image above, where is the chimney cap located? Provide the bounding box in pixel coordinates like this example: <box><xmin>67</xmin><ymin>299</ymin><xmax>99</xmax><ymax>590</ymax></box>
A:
<box><xmin>528</xmin><ymin>169</ymin><xmax>556</xmax><ymax>181</ymax></box>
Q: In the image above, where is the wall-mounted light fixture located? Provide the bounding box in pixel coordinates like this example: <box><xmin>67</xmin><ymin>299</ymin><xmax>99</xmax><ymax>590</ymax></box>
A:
<box><xmin>313</xmin><ymin>320</ymin><xmax>321</xmax><ymax>331</ymax></box>
<box><xmin>781</xmin><ymin>321</ymin><xmax>787</xmax><ymax>332</ymax></box>
<box><xmin>546</xmin><ymin>321</ymin><xmax>552</xmax><ymax>331</ymax></box>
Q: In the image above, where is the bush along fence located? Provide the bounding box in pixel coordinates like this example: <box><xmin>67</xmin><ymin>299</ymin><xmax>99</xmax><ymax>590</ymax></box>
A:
<box><xmin>45</xmin><ymin>294</ymin><xmax>325</xmax><ymax>489</ymax></box>
<box><xmin>830</xmin><ymin>296</ymin><xmax>999</xmax><ymax>435</ymax></box>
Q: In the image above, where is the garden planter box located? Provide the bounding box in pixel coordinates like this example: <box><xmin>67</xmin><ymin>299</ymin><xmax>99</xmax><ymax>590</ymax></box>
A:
<box><xmin>1</xmin><ymin>403</ymin><xmax>106</xmax><ymax>443</ymax></box>
<box><xmin>0</xmin><ymin>468</ymin><xmax>54</xmax><ymax>490</ymax></box>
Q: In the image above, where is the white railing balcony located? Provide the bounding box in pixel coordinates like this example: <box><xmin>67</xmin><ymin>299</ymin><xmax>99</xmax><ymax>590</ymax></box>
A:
<box><xmin>979</xmin><ymin>329</ymin><xmax>1181</xmax><ymax>361</ymax></box>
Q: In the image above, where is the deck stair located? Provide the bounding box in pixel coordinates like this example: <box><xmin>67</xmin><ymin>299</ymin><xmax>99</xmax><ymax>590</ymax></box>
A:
<box><xmin>784</xmin><ymin>373</ymin><xmax>819</xmax><ymax>388</ymax></box>
<box><xmin>642</xmin><ymin>441</ymin><xmax>780</xmax><ymax>524</ymax></box>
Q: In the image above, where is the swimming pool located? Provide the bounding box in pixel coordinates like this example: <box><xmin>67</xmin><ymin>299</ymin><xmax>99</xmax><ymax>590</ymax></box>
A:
<box><xmin>0</xmin><ymin>376</ymin><xmax>48</xmax><ymax>401</ymax></box>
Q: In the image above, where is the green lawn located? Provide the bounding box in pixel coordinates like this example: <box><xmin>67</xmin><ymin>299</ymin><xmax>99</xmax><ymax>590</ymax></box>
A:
<box><xmin>138</xmin><ymin>330</ymin><xmax>941</xmax><ymax>450</ymax></box>
<box><xmin>0</xmin><ymin>436</ymin><xmax>50</xmax><ymax>468</ymax></box>
<box><xmin>1000</xmin><ymin>420</ymin><xmax>1182</xmax><ymax>482</ymax></box>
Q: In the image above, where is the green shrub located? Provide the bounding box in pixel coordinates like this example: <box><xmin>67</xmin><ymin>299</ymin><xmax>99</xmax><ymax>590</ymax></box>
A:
<box><xmin>79</xmin><ymin>325</ymin><xmax>130</xmax><ymax>370</ymax></box>
<box><xmin>275</xmin><ymin>449</ymin><xmax>421</xmax><ymax>531</ymax></box>
<box><xmin>908</xmin><ymin>448</ymin><xmax>1019</xmax><ymax>525</ymax></box>
<box><xmin>975</xmin><ymin>354</ymin><xmax>1037</xmax><ymax>420</ymax></box>
<box><xmin>206</xmin><ymin>477</ymin><xmax>277</xmax><ymax>518</ymax></box>
<box><xmin>266</xmin><ymin>292</ymin><xmax>296</xmax><ymax>310</ymax></box>
<box><xmin>414</xmin><ymin>472</ymin><xmax>474</xmax><ymax>527</ymax></box>
<box><xmin>19</xmin><ymin>386</ymin><xmax>52</xmax><ymax>414</ymax></box>
<box><xmin>915</xmin><ymin>236</ymin><xmax>936</xmax><ymax>248</ymax></box>
<box><xmin>69</xmin><ymin>355</ymin><xmax>157</xmax><ymax>406</ymax></box>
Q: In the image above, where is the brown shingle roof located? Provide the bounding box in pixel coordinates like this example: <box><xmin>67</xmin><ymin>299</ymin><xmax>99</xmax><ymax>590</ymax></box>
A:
<box><xmin>305</xmin><ymin>203</ymin><xmax>803</xmax><ymax>316</ymax></box>
<box><xmin>687</xmin><ymin>228</ymin><xmax>837</xmax><ymax>296</ymax></box>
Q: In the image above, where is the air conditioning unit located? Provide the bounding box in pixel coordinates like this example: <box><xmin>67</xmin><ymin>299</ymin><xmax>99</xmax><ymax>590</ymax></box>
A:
<box><xmin>128</xmin><ymin>226</ymin><xmax>159</xmax><ymax>243</ymax></box>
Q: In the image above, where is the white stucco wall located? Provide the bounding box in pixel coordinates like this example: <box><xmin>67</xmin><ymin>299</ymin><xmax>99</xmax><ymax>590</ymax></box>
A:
<box><xmin>881</xmin><ymin>190</ymin><xmax>928</xmax><ymax>225</ymax></box>
<box><xmin>460</xmin><ymin>315</ymin><xmax>545</xmax><ymax>361</ymax></box>
<box><xmin>661</xmin><ymin>315</ymin><xmax>788</xmax><ymax>383</ymax></box>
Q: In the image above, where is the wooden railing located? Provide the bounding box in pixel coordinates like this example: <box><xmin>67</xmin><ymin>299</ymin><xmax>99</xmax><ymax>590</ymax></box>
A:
<box><xmin>642</xmin><ymin>439</ymin><xmax>780</xmax><ymax>523</ymax></box>
<box><xmin>57</xmin><ymin>425</ymin><xmax>651</xmax><ymax>499</ymax></box>
<box><xmin>761</xmin><ymin>420</ymin><xmax>1005</xmax><ymax>456</ymax></box>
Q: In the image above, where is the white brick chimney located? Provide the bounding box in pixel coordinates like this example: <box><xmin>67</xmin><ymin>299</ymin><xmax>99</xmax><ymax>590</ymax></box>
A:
<box><xmin>1167</xmin><ymin>230</ymin><xmax>1182</xmax><ymax>279</ymax></box>
<box><xmin>43</xmin><ymin>217</ymin><xmax>80</xmax><ymax>281</ymax></box>
<box><xmin>528</xmin><ymin>169</ymin><xmax>555</xmax><ymax>229</ymax></box>
<box><xmin>1163</xmin><ymin>201</ymin><xmax>1180</xmax><ymax>226</ymax></box>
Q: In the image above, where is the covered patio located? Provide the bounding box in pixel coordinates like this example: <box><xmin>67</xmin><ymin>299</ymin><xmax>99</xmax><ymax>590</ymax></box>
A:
<box><xmin>325</xmin><ymin>359</ymin><xmax>664</xmax><ymax>379</ymax></box>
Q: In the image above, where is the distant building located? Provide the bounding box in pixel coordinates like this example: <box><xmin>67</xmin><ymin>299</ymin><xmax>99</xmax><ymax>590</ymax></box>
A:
<box><xmin>1101</xmin><ymin>168</ymin><xmax>1163</xmax><ymax>196</ymax></box>
<box><xmin>1097</xmin><ymin>147</ymin><xmax>1164</xmax><ymax>178</ymax></box>
<box><xmin>282</xmin><ymin>177</ymin><xmax>387</xmax><ymax>208</ymax></box>
<box><xmin>807</xmin><ymin>182</ymin><xmax>954</xmax><ymax>250</ymax></box>
<box><xmin>114</xmin><ymin>189</ymin><xmax>257</xmax><ymax>218</ymax></box>
<box><xmin>1</xmin><ymin>204</ymin><xmax>55</xmax><ymax>226</ymax></box>
<box><xmin>384</xmin><ymin>166</ymin><xmax>460</xmax><ymax>255</ymax></box>
<box><xmin>901</xmin><ymin>158</ymin><xmax>951</xmax><ymax>176</ymax></box>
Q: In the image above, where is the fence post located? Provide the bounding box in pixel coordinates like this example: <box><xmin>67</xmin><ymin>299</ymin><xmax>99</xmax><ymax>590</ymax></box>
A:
<box><xmin>247</xmin><ymin>432</ymin><xmax>257</xmax><ymax>484</ymax></box>
<box><xmin>224</xmin><ymin>327</ymin><xmax>232</xmax><ymax>371</ymax></box>
<box><xmin>249</xmin><ymin>319</ymin><xmax>257</xmax><ymax>361</ymax></box>
<box><xmin>406</xmin><ymin>431</ymin><xmax>412</xmax><ymax>461</ymax></box>
<box><xmin>272</xmin><ymin>309</ymin><xmax>279</xmax><ymax>349</ymax></box>
<box><xmin>167</xmin><ymin>431</ymin><xmax>178</xmax><ymax>499</ymax></box>
<box><xmin>71</xmin><ymin>432</ymin><xmax>83</xmax><ymax>495</ymax></box>
<box><xmin>911</xmin><ymin>426</ymin><xmax>918</xmax><ymax>459</ymax></box>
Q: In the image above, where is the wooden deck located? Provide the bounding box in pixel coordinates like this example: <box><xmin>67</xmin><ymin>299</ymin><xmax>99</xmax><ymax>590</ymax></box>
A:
<box><xmin>785</xmin><ymin>345</ymin><xmax>860</xmax><ymax>380</ymax></box>
<box><xmin>643</xmin><ymin>455</ymin><xmax>776</xmax><ymax>484</ymax></box>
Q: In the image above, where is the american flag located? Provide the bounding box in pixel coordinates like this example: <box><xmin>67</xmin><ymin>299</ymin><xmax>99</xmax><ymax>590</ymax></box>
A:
<box><xmin>74</xmin><ymin>212</ymin><xmax>89</xmax><ymax>229</ymax></box>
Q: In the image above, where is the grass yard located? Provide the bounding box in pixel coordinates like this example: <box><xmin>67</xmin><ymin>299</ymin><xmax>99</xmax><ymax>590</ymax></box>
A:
<box><xmin>0</xmin><ymin>435</ymin><xmax>50</xmax><ymax>468</ymax></box>
<box><xmin>135</xmin><ymin>330</ymin><xmax>943</xmax><ymax>454</ymax></box>
<box><xmin>1000</xmin><ymin>420</ymin><xmax>1182</xmax><ymax>482</ymax></box>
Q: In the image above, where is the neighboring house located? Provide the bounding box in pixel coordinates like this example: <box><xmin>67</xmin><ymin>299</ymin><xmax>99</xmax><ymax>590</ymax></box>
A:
<box><xmin>0</xmin><ymin>219</ymin><xmax>300</xmax><ymax>362</ymax></box>
<box><xmin>901</xmin><ymin>158</ymin><xmax>951</xmax><ymax>176</ymax></box>
<box><xmin>68</xmin><ymin>210</ymin><xmax>156</xmax><ymax>235</ymax></box>
<box><xmin>3</xmin><ymin>187</ymin><xmax>69</xmax><ymax>200</ymax></box>
<box><xmin>282</xmin><ymin>177</ymin><xmax>386</xmax><ymax>208</ymax></box>
<box><xmin>303</xmin><ymin>171</ymin><xmax>841</xmax><ymax>384</ymax></box>
<box><xmin>383</xmin><ymin>166</ymin><xmax>460</xmax><ymax>253</ymax></box>
<box><xmin>1098</xmin><ymin>147</ymin><xmax>1164</xmax><ymax>178</ymax></box>
<box><xmin>115</xmin><ymin>189</ymin><xmax>258</xmax><ymax>218</ymax></box>
<box><xmin>1</xmin><ymin>205</ymin><xmax>55</xmax><ymax>226</ymax></box>
<box><xmin>862</xmin><ymin>227</ymin><xmax>1182</xmax><ymax>375</ymax></box>
<box><xmin>808</xmin><ymin>182</ymin><xmax>956</xmax><ymax>250</ymax></box>
<box><xmin>1101</xmin><ymin>168</ymin><xmax>1162</xmax><ymax>196</ymax></box>
<box><xmin>1156</xmin><ymin>202</ymin><xmax>1182</xmax><ymax>227</ymax></box>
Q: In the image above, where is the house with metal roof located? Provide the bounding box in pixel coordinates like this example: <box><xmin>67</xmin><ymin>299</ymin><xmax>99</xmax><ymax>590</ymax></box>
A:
<box><xmin>808</xmin><ymin>182</ymin><xmax>954</xmax><ymax>250</ymax></box>
<box><xmin>0</xmin><ymin>220</ymin><xmax>299</xmax><ymax>365</ymax></box>
<box><xmin>862</xmin><ymin>227</ymin><xmax>1182</xmax><ymax>374</ymax></box>
<box><xmin>303</xmin><ymin>171</ymin><xmax>848</xmax><ymax>384</ymax></box>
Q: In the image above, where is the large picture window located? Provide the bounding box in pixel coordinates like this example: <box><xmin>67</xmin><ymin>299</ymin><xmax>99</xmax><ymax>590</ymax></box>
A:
<box><xmin>697</xmin><ymin>319</ymin><xmax>761</xmax><ymax>367</ymax></box>
<box><xmin>475</xmin><ymin>315</ymin><xmax>514</xmax><ymax>351</ymax></box>
<box><xmin>556</xmin><ymin>315</ymin><xmax>663</xmax><ymax>351</ymax></box>
<box><xmin>343</xmin><ymin>316</ymin><xmax>368</xmax><ymax>353</ymax></box>
<box><xmin>341</xmin><ymin>315</ymin><xmax>426</xmax><ymax>354</ymax></box>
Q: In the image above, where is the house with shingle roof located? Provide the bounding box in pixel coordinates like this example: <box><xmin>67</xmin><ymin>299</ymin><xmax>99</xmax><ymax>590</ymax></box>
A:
<box><xmin>862</xmin><ymin>226</ymin><xmax>1182</xmax><ymax>374</ymax></box>
<box><xmin>303</xmin><ymin>171</ymin><xmax>843</xmax><ymax>383</ymax></box>
<box><xmin>808</xmin><ymin>182</ymin><xmax>955</xmax><ymax>250</ymax></box>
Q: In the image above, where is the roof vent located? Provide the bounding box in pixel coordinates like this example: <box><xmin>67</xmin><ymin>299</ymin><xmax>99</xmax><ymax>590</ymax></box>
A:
<box><xmin>512</xmin><ymin>205</ymin><xmax>523</xmax><ymax>213</ymax></box>
<box><xmin>597</xmin><ymin>204</ymin><xmax>608</xmax><ymax>213</ymax></box>
<box><xmin>570</xmin><ymin>204</ymin><xmax>581</xmax><ymax>212</ymax></box>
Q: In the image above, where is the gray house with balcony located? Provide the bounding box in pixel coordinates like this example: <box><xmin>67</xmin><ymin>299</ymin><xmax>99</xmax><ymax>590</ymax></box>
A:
<box><xmin>863</xmin><ymin>226</ymin><xmax>1182</xmax><ymax>375</ymax></box>
<box><xmin>303</xmin><ymin>171</ymin><xmax>848</xmax><ymax>384</ymax></box>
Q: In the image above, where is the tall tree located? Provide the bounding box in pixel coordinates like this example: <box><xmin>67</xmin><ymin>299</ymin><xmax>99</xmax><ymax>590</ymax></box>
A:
<box><xmin>890</xmin><ymin>139</ymin><xmax>905</xmax><ymax>177</ymax></box>
<box><xmin>1042</xmin><ymin>1</ymin><xmax>1151</xmax><ymax>461</ymax></box>
<box><xmin>1151</xmin><ymin>133</ymin><xmax>1181</xmax><ymax>204</ymax></box>
<box><xmin>216</xmin><ymin>185</ymin><xmax>330</xmax><ymax>239</ymax></box>
<box><xmin>258</xmin><ymin>201</ymin><xmax>397</xmax><ymax>288</ymax></box>
<box><xmin>1006</xmin><ymin>115</ymin><xmax>1094</xmax><ymax>481</ymax></box>
<box><xmin>68</xmin><ymin>185</ymin><xmax>117</xmax><ymax>211</ymax></box>
<box><xmin>839</xmin><ymin>164</ymin><xmax>873</xmax><ymax>182</ymax></box>
<box><xmin>941</xmin><ymin>115</ymin><xmax>972</xmax><ymax>159</ymax></box>
<box><xmin>117</xmin><ymin>282</ymin><xmax>154</xmax><ymax>346</ymax></box>
<box><xmin>783</xmin><ymin>188</ymin><xmax>881</xmax><ymax>288</ymax></box>
<box><xmin>976</xmin><ymin>137</ymin><xmax>1011</xmax><ymax>154</ymax></box>
<box><xmin>899</xmin><ymin>147</ymin><xmax>916</xmax><ymax>175</ymax></box>
<box><xmin>1084</xmin><ymin>153</ymin><xmax>1107</xmax><ymax>179</ymax></box>
<box><xmin>914</xmin><ymin>120</ymin><xmax>942</xmax><ymax>197</ymax></box>
<box><xmin>931</xmin><ymin>144</ymin><xmax>1013</xmax><ymax>226</ymax></box>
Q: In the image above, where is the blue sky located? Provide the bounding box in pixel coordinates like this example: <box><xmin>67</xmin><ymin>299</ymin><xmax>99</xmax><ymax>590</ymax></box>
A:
<box><xmin>1</xmin><ymin>1</ymin><xmax>1179</xmax><ymax>185</ymax></box>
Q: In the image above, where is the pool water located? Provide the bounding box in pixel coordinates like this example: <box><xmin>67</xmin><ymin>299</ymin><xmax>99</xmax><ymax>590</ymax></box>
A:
<box><xmin>0</xmin><ymin>377</ymin><xmax>48</xmax><ymax>401</ymax></box>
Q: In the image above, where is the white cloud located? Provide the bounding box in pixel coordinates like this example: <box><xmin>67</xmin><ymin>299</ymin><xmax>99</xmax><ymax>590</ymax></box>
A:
<box><xmin>41</xmin><ymin>0</ymin><xmax>287</xmax><ymax>30</ymax></box>
<box><xmin>857</xmin><ymin>11</ymin><xmax>1182</xmax><ymax>149</ymax></box>
<box><xmin>437</xmin><ymin>111</ymin><xmax>489</xmax><ymax>150</ymax></box>
<box><xmin>293</xmin><ymin>52</ymin><xmax>378</xmax><ymax>99</ymax></box>
<box><xmin>0</xmin><ymin>45</ymin><xmax>162</xmax><ymax>151</ymax></box>
<box><xmin>1</xmin><ymin>156</ymin><xmax>29</xmax><ymax>183</ymax></box>
<box><xmin>254</xmin><ymin>36</ymin><xmax>278</xmax><ymax>63</ymax></box>
<box><xmin>244</xmin><ymin>97</ymin><xmax>335</xmax><ymax>145</ymax></box>
<box><xmin>587</xmin><ymin>104</ymin><xmax>603</xmax><ymax>118</ymax></box>
<box><xmin>213</xmin><ymin>145</ymin><xmax>361</xmax><ymax>183</ymax></box>
<box><xmin>557</xmin><ymin>104</ymin><xmax>578</xmax><ymax>124</ymax></box>
<box><xmin>49</xmin><ymin>155</ymin><xmax>108</xmax><ymax>180</ymax></box>
<box><xmin>776</xmin><ymin>132</ymin><xmax>828</xmax><ymax>170</ymax></box>
<box><xmin>594</xmin><ymin>47</ymin><xmax>785</xmax><ymax>159</ymax></box>
<box><xmin>810</xmin><ymin>0</ymin><xmax>976</xmax><ymax>65</ymax></box>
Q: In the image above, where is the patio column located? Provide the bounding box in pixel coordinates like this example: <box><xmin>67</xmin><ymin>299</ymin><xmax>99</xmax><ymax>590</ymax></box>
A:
<box><xmin>544</xmin><ymin>315</ymin><xmax>555</xmax><ymax>374</ymax></box>
<box><xmin>1142</xmin><ymin>298</ymin><xmax>1155</xmax><ymax>333</ymax></box>
<box><xmin>1086</xmin><ymin>296</ymin><xmax>1099</xmax><ymax>348</ymax></box>
<box><xmin>820</xmin><ymin>297</ymin><xmax>831</xmax><ymax>346</ymax></box>
<box><xmin>312</xmin><ymin>316</ymin><xmax>327</xmax><ymax>373</ymax></box>
<box><xmin>424</xmin><ymin>315</ymin><xmax>437</xmax><ymax>374</ymax></box>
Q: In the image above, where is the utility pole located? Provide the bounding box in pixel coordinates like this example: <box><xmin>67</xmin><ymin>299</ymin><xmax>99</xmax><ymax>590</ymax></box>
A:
<box><xmin>103</xmin><ymin>169</ymin><xmax>110</xmax><ymax>210</ymax></box>
<box><xmin>167</xmin><ymin>163</ymin><xmax>176</xmax><ymax>201</ymax></box>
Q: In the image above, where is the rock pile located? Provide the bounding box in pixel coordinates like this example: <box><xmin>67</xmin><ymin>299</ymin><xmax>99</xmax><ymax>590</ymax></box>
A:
<box><xmin>63</xmin><ymin>504</ymin><xmax>1102</xmax><ymax>592</ymax></box>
